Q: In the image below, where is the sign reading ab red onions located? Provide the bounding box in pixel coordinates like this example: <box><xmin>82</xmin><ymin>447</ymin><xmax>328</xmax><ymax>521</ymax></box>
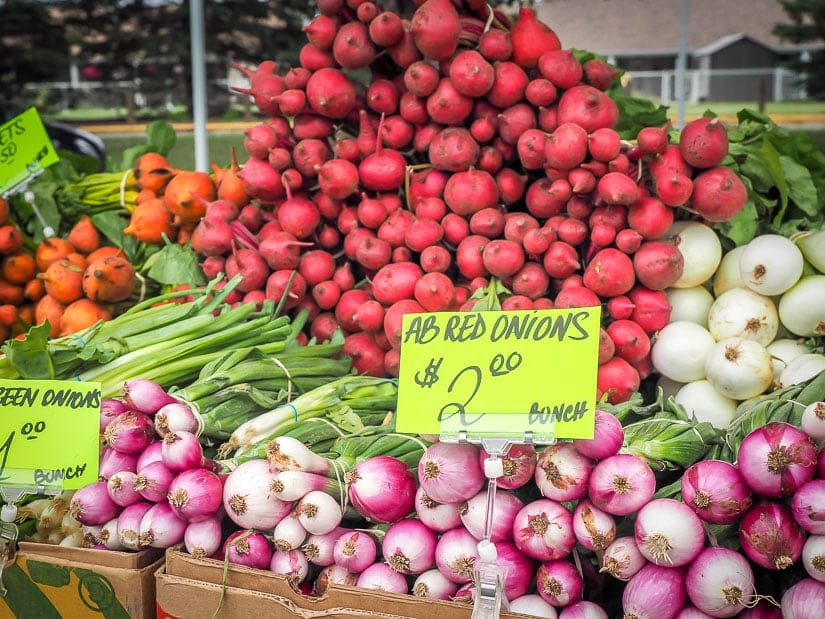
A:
<box><xmin>0</xmin><ymin>379</ymin><xmax>100</xmax><ymax>489</ymax></box>
<box><xmin>396</xmin><ymin>308</ymin><xmax>601</xmax><ymax>439</ymax></box>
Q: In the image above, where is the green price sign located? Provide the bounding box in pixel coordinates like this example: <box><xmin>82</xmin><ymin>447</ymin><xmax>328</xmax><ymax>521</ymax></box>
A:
<box><xmin>0</xmin><ymin>379</ymin><xmax>101</xmax><ymax>489</ymax></box>
<box><xmin>396</xmin><ymin>308</ymin><xmax>601</xmax><ymax>439</ymax></box>
<box><xmin>0</xmin><ymin>107</ymin><xmax>59</xmax><ymax>196</ymax></box>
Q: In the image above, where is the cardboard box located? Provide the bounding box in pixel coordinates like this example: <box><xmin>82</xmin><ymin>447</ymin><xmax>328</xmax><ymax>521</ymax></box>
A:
<box><xmin>156</xmin><ymin>547</ymin><xmax>527</xmax><ymax>619</ymax></box>
<box><xmin>0</xmin><ymin>543</ymin><xmax>163</xmax><ymax>619</ymax></box>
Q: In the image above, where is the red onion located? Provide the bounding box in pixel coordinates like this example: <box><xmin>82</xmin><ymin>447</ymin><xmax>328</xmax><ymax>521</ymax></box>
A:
<box><xmin>534</xmin><ymin>442</ymin><xmax>594</xmax><ymax>502</ymax></box>
<box><xmin>680</xmin><ymin>459</ymin><xmax>753</xmax><ymax>525</ymax></box>
<box><xmin>802</xmin><ymin>535</ymin><xmax>825</xmax><ymax>582</ymax></box>
<box><xmin>572</xmin><ymin>499</ymin><xmax>616</xmax><ymax>551</ymax></box>
<box><xmin>781</xmin><ymin>578</ymin><xmax>825</xmax><ymax>619</ymax></box>
<box><xmin>154</xmin><ymin>401</ymin><xmax>200</xmax><ymax>437</ymax></box>
<box><xmin>272</xmin><ymin>470</ymin><xmax>336</xmax><ymax>502</ymax></box>
<box><xmin>622</xmin><ymin>563</ymin><xmax>687</xmax><ymax>619</ymax></box>
<box><xmin>139</xmin><ymin>501</ymin><xmax>187</xmax><ymax>548</ymax></box>
<box><xmin>69</xmin><ymin>481</ymin><xmax>121</xmax><ymax>526</ymax></box>
<box><xmin>167</xmin><ymin>467</ymin><xmax>223</xmax><ymax>523</ymax></box>
<box><xmin>559</xmin><ymin>600</ymin><xmax>608</xmax><ymax>619</ymax></box>
<box><xmin>412</xmin><ymin>568</ymin><xmax>459</xmax><ymax>600</ymax></box>
<box><xmin>100</xmin><ymin>398</ymin><xmax>130</xmax><ymax>432</ymax></box>
<box><xmin>302</xmin><ymin>527</ymin><xmax>348</xmax><ymax>567</ymax></box>
<box><xmin>161</xmin><ymin>430</ymin><xmax>204</xmax><ymax>472</ymax></box>
<box><xmin>739</xmin><ymin>501</ymin><xmax>806</xmax><ymax>570</ymax></box>
<box><xmin>333</xmin><ymin>530</ymin><xmax>377</xmax><ymax>573</ymax></box>
<box><xmin>735</xmin><ymin>601</ymin><xmax>782</xmax><ymax>619</ymax></box>
<box><xmin>134</xmin><ymin>460</ymin><xmax>175</xmax><ymax>503</ymax></box>
<box><xmin>573</xmin><ymin>409</ymin><xmax>624</xmax><ymax>460</ymax></box>
<box><xmin>346</xmin><ymin>455</ymin><xmax>416</xmax><ymax>523</ymax></box>
<box><xmin>736</xmin><ymin>421</ymin><xmax>817</xmax><ymax>498</ymax></box>
<box><xmin>122</xmin><ymin>378</ymin><xmax>177</xmax><ymax>414</ymax></box>
<box><xmin>415</xmin><ymin>487</ymin><xmax>461</xmax><ymax>532</ymax></box>
<box><xmin>296</xmin><ymin>490</ymin><xmax>342</xmax><ymax>535</ymax></box>
<box><xmin>460</xmin><ymin>490</ymin><xmax>522</xmax><ymax>543</ymax></box>
<box><xmin>99</xmin><ymin>447</ymin><xmax>138</xmax><ymax>481</ymax></box>
<box><xmin>496</xmin><ymin>541</ymin><xmax>535</xmax><ymax>601</ymax></box>
<box><xmin>103</xmin><ymin>411</ymin><xmax>155</xmax><ymax>454</ymax></box>
<box><xmin>634</xmin><ymin>498</ymin><xmax>705</xmax><ymax>567</ymax></box>
<box><xmin>801</xmin><ymin>401</ymin><xmax>825</xmax><ymax>441</ymax></box>
<box><xmin>791</xmin><ymin>479</ymin><xmax>825</xmax><ymax>535</ymax></box>
<box><xmin>512</xmin><ymin>498</ymin><xmax>575</xmax><ymax>561</ymax></box>
<box><xmin>675</xmin><ymin>607</ymin><xmax>714</xmax><ymax>619</ymax></box>
<box><xmin>601</xmin><ymin>535</ymin><xmax>647</xmax><ymax>581</ymax></box>
<box><xmin>272</xmin><ymin>511</ymin><xmax>307</xmax><ymax>551</ymax></box>
<box><xmin>417</xmin><ymin>442</ymin><xmax>485</xmax><ymax>504</ymax></box>
<box><xmin>222</xmin><ymin>458</ymin><xmax>292</xmax><ymax>530</ymax></box>
<box><xmin>686</xmin><ymin>546</ymin><xmax>755</xmax><ymax>617</ymax></box>
<box><xmin>355</xmin><ymin>562</ymin><xmax>409</xmax><ymax>594</ymax></box>
<box><xmin>510</xmin><ymin>594</ymin><xmax>559</xmax><ymax>618</ymax></box>
<box><xmin>819</xmin><ymin>447</ymin><xmax>825</xmax><ymax>478</ymax></box>
<box><xmin>99</xmin><ymin>517</ymin><xmax>125</xmax><ymax>550</ymax></box>
<box><xmin>106</xmin><ymin>471</ymin><xmax>142</xmax><ymax>507</ymax></box>
<box><xmin>81</xmin><ymin>524</ymin><xmax>103</xmax><ymax>548</ymax></box>
<box><xmin>270</xmin><ymin>548</ymin><xmax>309</xmax><ymax>583</ymax></box>
<box><xmin>136</xmin><ymin>440</ymin><xmax>163</xmax><ymax>470</ymax></box>
<box><xmin>536</xmin><ymin>559</ymin><xmax>584</xmax><ymax>608</ymax></box>
<box><xmin>222</xmin><ymin>529</ymin><xmax>273</xmax><ymax>570</ymax></box>
<box><xmin>116</xmin><ymin>501</ymin><xmax>152</xmax><ymax>550</ymax></box>
<box><xmin>480</xmin><ymin>444</ymin><xmax>537</xmax><ymax>490</ymax></box>
<box><xmin>434</xmin><ymin>526</ymin><xmax>480</xmax><ymax>584</ymax></box>
<box><xmin>452</xmin><ymin>582</ymin><xmax>474</xmax><ymax>603</ymax></box>
<box><xmin>588</xmin><ymin>453</ymin><xmax>656</xmax><ymax>516</ymax></box>
<box><xmin>382</xmin><ymin>518</ymin><xmax>437</xmax><ymax>575</ymax></box>
<box><xmin>184</xmin><ymin>516</ymin><xmax>223</xmax><ymax>559</ymax></box>
<box><xmin>313</xmin><ymin>564</ymin><xmax>358</xmax><ymax>595</ymax></box>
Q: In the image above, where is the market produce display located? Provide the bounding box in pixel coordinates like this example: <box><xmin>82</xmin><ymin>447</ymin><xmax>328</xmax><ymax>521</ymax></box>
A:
<box><xmin>3</xmin><ymin>0</ymin><xmax>825</xmax><ymax>617</ymax></box>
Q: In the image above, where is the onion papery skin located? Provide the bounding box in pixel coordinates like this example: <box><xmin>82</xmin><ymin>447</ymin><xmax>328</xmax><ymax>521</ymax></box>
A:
<box><xmin>736</xmin><ymin>421</ymin><xmax>817</xmax><ymax>499</ymax></box>
<box><xmin>512</xmin><ymin>498</ymin><xmax>575</xmax><ymax>561</ymax></box>
<box><xmin>534</xmin><ymin>442</ymin><xmax>594</xmax><ymax>502</ymax></box>
<box><xmin>559</xmin><ymin>600</ymin><xmax>608</xmax><ymax>619</ymax></box>
<box><xmin>685</xmin><ymin>546</ymin><xmax>755</xmax><ymax>617</ymax></box>
<box><xmin>460</xmin><ymin>490</ymin><xmax>522</xmax><ymax>543</ymax></box>
<box><xmin>346</xmin><ymin>455</ymin><xmax>417</xmax><ymax>524</ymax></box>
<box><xmin>572</xmin><ymin>409</ymin><xmax>624</xmax><ymax>461</ymax></box>
<box><xmin>536</xmin><ymin>559</ymin><xmax>584</xmax><ymax>608</ymax></box>
<box><xmin>572</xmin><ymin>499</ymin><xmax>616</xmax><ymax>552</ymax></box>
<box><xmin>739</xmin><ymin>501</ymin><xmax>806</xmax><ymax>570</ymax></box>
<box><xmin>418</xmin><ymin>442</ymin><xmax>485</xmax><ymax>505</ymax></box>
<box><xmin>780</xmin><ymin>578</ymin><xmax>825</xmax><ymax>619</ymax></box>
<box><xmin>269</xmin><ymin>548</ymin><xmax>309</xmax><ymax>584</ymax></box>
<box><xmin>622</xmin><ymin>563</ymin><xmax>687</xmax><ymax>619</ymax></box>
<box><xmin>480</xmin><ymin>443</ymin><xmax>537</xmax><ymax>490</ymax></box>
<box><xmin>680</xmin><ymin>459</ymin><xmax>753</xmax><ymax>525</ymax></box>
<box><xmin>588</xmin><ymin>453</ymin><xmax>656</xmax><ymax>516</ymax></box>
<box><xmin>601</xmin><ymin>535</ymin><xmax>647</xmax><ymax>581</ymax></box>
<box><xmin>791</xmin><ymin>479</ymin><xmax>825</xmax><ymax>535</ymax></box>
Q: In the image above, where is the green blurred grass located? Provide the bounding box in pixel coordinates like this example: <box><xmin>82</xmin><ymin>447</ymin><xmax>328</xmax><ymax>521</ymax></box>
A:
<box><xmin>103</xmin><ymin>131</ymin><xmax>246</xmax><ymax>171</ymax></box>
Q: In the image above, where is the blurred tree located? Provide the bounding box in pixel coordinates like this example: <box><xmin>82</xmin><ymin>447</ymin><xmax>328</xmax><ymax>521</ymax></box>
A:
<box><xmin>773</xmin><ymin>0</ymin><xmax>825</xmax><ymax>99</ymax></box>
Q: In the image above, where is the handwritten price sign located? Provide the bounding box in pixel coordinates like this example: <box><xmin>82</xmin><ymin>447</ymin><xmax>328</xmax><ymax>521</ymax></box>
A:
<box><xmin>396</xmin><ymin>308</ymin><xmax>600</xmax><ymax>439</ymax></box>
<box><xmin>0</xmin><ymin>379</ymin><xmax>100</xmax><ymax>489</ymax></box>
<box><xmin>0</xmin><ymin>107</ymin><xmax>59</xmax><ymax>195</ymax></box>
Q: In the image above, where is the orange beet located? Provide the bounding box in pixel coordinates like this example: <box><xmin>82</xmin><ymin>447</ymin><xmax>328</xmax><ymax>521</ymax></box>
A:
<box><xmin>1</xmin><ymin>252</ymin><xmax>37</xmax><ymax>285</ymax></box>
<box><xmin>36</xmin><ymin>237</ymin><xmax>76</xmax><ymax>272</ymax></box>
<box><xmin>35</xmin><ymin>294</ymin><xmax>66</xmax><ymax>338</ymax></box>
<box><xmin>82</xmin><ymin>255</ymin><xmax>137</xmax><ymax>303</ymax></box>
<box><xmin>24</xmin><ymin>278</ymin><xmax>45</xmax><ymax>302</ymax></box>
<box><xmin>39</xmin><ymin>253</ymin><xmax>87</xmax><ymax>304</ymax></box>
<box><xmin>123</xmin><ymin>198</ymin><xmax>175</xmax><ymax>245</ymax></box>
<box><xmin>59</xmin><ymin>298</ymin><xmax>111</xmax><ymax>336</ymax></box>
<box><xmin>0</xmin><ymin>225</ymin><xmax>24</xmax><ymax>255</ymax></box>
<box><xmin>164</xmin><ymin>171</ymin><xmax>216</xmax><ymax>226</ymax></box>
<box><xmin>0</xmin><ymin>278</ymin><xmax>24</xmax><ymax>305</ymax></box>
<box><xmin>134</xmin><ymin>152</ymin><xmax>177</xmax><ymax>193</ymax></box>
<box><xmin>68</xmin><ymin>215</ymin><xmax>101</xmax><ymax>254</ymax></box>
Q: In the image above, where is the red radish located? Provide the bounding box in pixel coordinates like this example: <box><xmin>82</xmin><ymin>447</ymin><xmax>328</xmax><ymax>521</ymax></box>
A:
<box><xmin>525</xmin><ymin>179</ymin><xmax>565</xmax><ymax>219</ymax></box>
<box><xmin>356</xmin><ymin>110</ymin><xmax>377</xmax><ymax>159</ymax></box>
<box><xmin>392</xmin><ymin>246</ymin><xmax>413</xmax><ymax>263</ymax></box>
<box><xmin>369</xmin><ymin>11</ymin><xmax>404</xmax><ymax>47</ymax></box>
<box><xmin>636</xmin><ymin>122</ymin><xmax>671</xmax><ymax>156</ymax></box>
<box><xmin>588</xmin><ymin>128</ymin><xmax>622</xmax><ymax>162</ymax></box>
<box><xmin>690</xmin><ymin>166</ymin><xmax>748</xmax><ymax>222</ymax></box>
<box><xmin>557</xmin><ymin>218</ymin><xmax>588</xmax><ymax>246</ymax></box>
<box><xmin>344</xmin><ymin>228</ymin><xmax>377</xmax><ymax>262</ymax></box>
<box><xmin>243</xmin><ymin>124</ymin><xmax>278</xmax><ymax>160</ymax></box>
<box><xmin>554</xmin><ymin>285</ymin><xmax>601</xmax><ymax>309</ymax></box>
<box><xmin>649</xmin><ymin>144</ymin><xmax>692</xmax><ymax>178</ymax></box>
<box><xmin>443</xmin><ymin>169</ymin><xmax>499</xmax><ymax>216</ymax></box>
<box><xmin>419</xmin><ymin>245</ymin><xmax>452</xmax><ymax>273</ymax></box>
<box><xmin>192</xmin><ymin>217</ymin><xmax>233</xmax><ymax>257</ymax></box>
<box><xmin>410</xmin><ymin>0</ymin><xmax>461</xmax><ymax>61</ymax></box>
<box><xmin>590</xmin><ymin>204</ymin><xmax>628</xmax><ymax>231</ymax></box>
<box><xmin>628</xmin><ymin>287</ymin><xmax>671</xmax><ymax>333</ymax></box>
<box><xmin>414</xmin><ymin>272</ymin><xmax>456</xmax><ymax>312</ymax></box>
<box><xmin>482</xmin><ymin>239</ymin><xmax>525</xmax><ymax>279</ymax></box>
<box><xmin>477</xmin><ymin>146</ymin><xmax>504</xmax><ymax>174</ymax></box>
<box><xmin>615</xmin><ymin>228</ymin><xmax>644</xmax><ymax>254</ymax></box>
<box><xmin>312</xmin><ymin>279</ymin><xmax>342</xmax><ymax>310</ymax></box>
<box><xmin>353</xmin><ymin>299</ymin><xmax>386</xmax><ymax>332</ymax></box>
<box><xmin>413</xmin><ymin>123</ymin><xmax>442</xmax><ymax>153</ymax></box>
<box><xmin>679</xmin><ymin>117</ymin><xmax>729</xmax><ymax>169</ymax></box>
<box><xmin>317</xmin><ymin>225</ymin><xmax>340</xmax><ymax>250</ymax></box>
<box><xmin>597</xmin><ymin>172</ymin><xmax>640</xmax><ymax>205</ymax></box>
<box><xmin>542</xmin><ymin>241</ymin><xmax>580</xmax><ymax>279</ymax></box>
<box><xmin>497</xmin><ymin>103</ymin><xmax>537</xmax><ymax>145</ymax></box>
<box><xmin>404</xmin><ymin>61</ymin><xmax>441</xmax><ymax>97</ymax></box>
<box><xmin>388</xmin><ymin>19</ymin><xmax>423</xmax><ymax>69</ymax></box>
<box><xmin>265</xmin><ymin>270</ymin><xmax>307</xmax><ymax>309</ymax></box>
<box><xmin>404</xmin><ymin>218</ymin><xmax>444</xmax><ymax>253</ymax></box>
<box><xmin>583</xmin><ymin>248</ymin><xmax>636</xmax><ymax>297</ymax></box>
<box><xmin>299</xmin><ymin>44</ymin><xmax>335</xmax><ymax>72</ymax></box>
<box><xmin>357</xmin><ymin>194</ymin><xmax>388</xmax><ymax>229</ymax></box>
<box><xmin>399</xmin><ymin>92</ymin><xmax>429</xmax><ymax>124</ymax></box>
<box><xmin>378</xmin><ymin>209</ymin><xmax>415</xmax><ymax>248</ymax></box>
<box><xmin>231</xmin><ymin>72</ymin><xmax>284</xmax><ymax>117</ymax></box>
<box><xmin>306</xmin><ymin>69</ymin><xmax>357</xmax><ymax>119</ymax></box>
<box><xmin>408</xmin><ymin>168</ymin><xmax>448</xmax><ymax>204</ymax></box>
<box><xmin>511</xmin><ymin>262</ymin><xmax>550</xmax><ymax>299</ymax></box>
<box><xmin>356</xmin><ymin>2</ymin><xmax>379</xmax><ymax>23</ymax></box>
<box><xmin>428</xmin><ymin>128</ymin><xmax>480</xmax><ymax>172</ymax></box>
<box><xmin>238</xmin><ymin>157</ymin><xmax>284</xmax><ymax>202</ymax></box>
<box><xmin>303</xmin><ymin>14</ymin><xmax>338</xmax><ymax>50</ymax></box>
<box><xmin>298</xmin><ymin>250</ymin><xmax>337</xmax><ymax>287</ymax></box>
<box><xmin>502</xmin><ymin>296</ymin><xmax>534</xmax><ymax>310</ymax></box>
<box><xmin>258</xmin><ymin>231</ymin><xmax>311</xmax><ymax>270</ymax></box>
<box><xmin>566</xmin><ymin>195</ymin><xmax>592</xmax><ymax>220</ymax></box>
<box><xmin>427</xmin><ymin>78</ymin><xmax>473</xmax><ymax>125</ymax></box>
<box><xmin>486</xmin><ymin>62</ymin><xmax>529</xmax><ymax>108</ymax></box>
<box><xmin>371</xmin><ymin>261</ymin><xmax>423</xmax><ymax>306</ymax></box>
<box><xmin>292</xmin><ymin>139</ymin><xmax>330</xmax><ymax>177</ymax></box>
<box><xmin>278</xmin><ymin>186</ymin><xmax>321</xmax><ymax>239</ymax></box>
<box><xmin>545</xmin><ymin>123</ymin><xmax>589</xmax><ymax>170</ymax></box>
<box><xmin>557</xmin><ymin>85</ymin><xmax>619</xmax><ymax>132</ymax></box>
<box><xmin>654</xmin><ymin>172</ymin><xmax>693</xmax><ymax>207</ymax></box>
<box><xmin>632</xmin><ymin>241</ymin><xmax>684</xmax><ymax>290</ymax></box>
<box><xmin>510</xmin><ymin>7</ymin><xmax>561</xmax><ymax>69</ymax></box>
<box><xmin>275</xmin><ymin>89</ymin><xmax>306</xmax><ymax>116</ymax></box>
<box><xmin>537</xmin><ymin>105</ymin><xmax>559</xmax><ymax>133</ymax></box>
<box><xmin>442</xmin><ymin>213</ymin><xmax>471</xmax><ymax>246</ymax></box>
<box><xmin>478</xmin><ymin>29</ymin><xmax>512</xmax><ymax>62</ymax></box>
<box><xmin>383</xmin><ymin>298</ymin><xmax>426</xmax><ymax>349</ymax></box>
<box><xmin>415</xmin><ymin>197</ymin><xmax>447</xmax><ymax>221</ymax></box>
<box><xmin>311</xmin><ymin>312</ymin><xmax>341</xmax><ymax>342</ymax></box>
<box><xmin>607</xmin><ymin>319</ymin><xmax>651</xmax><ymax>364</ymax></box>
<box><xmin>523</xmin><ymin>228</ymin><xmax>554</xmax><ymax>258</ymax></box>
<box><xmin>496</xmin><ymin>170</ymin><xmax>528</xmax><ymax>207</ymax></box>
<box><xmin>598</xmin><ymin>328</ymin><xmax>616</xmax><ymax>364</ymax></box>
<box><xmin>583</xmin><ymin>58</ymin><xmax>620</xmax><ymax>90</ymax></box>
<box><xmin>598</xmin><ymin>357</ymin><xmax>641</xmax><ymax>404</ymax></box>
<box><xmin>456</xmin><ymin>235</ymin><xmax>491</xmax><ymax>279</ymax></box>
<box><xmin>537</xmin><ymin>49</ymin><xmax>583</xmax><ymax>90</ymax></box>
<box><xmin>627</xmin><ymin>196</ymin><xmax>674</xmax><ymax>240</ymax></box>
<box><xmin>449</xmin><ymin>50</ymin><xmax>495</xmax><ymax>97</ymax></box>
<box><xmin>333</xmin><ymin>288</ymin><xmax>370</xmax><ymax>332</ymax></box>
<box><xmin>590</xmin><ymin>223</ymin><xmax>616</xmax><ymax>248</ymax></box>
<box><xmin>525</xmin><ymin>78</ymin><xmax>558</xmax><ymax>107</ymax></box>
<box><xmin>568</xmin><ymin>168</ymin><xmax>596</xmax><ymax>194</ymax></box>
<box><xmin>355</xmin><ymin>236</ymin><xmax>393</xmax><ymax>271</ymax></box>
<box><xmin>225</xmin><ymin>247</ymin><xmax>270</xmax><ymax>293</ymax></box>
<box><xmin>342</xmin><ymin>331</ymin><xmax>386</xmax><ymax>377</ymax></box>
<box><xmin>333</xmin><ymin>21</ymin><xmax>377</xmax><ymax>69</ymax></box>
<box><xmin>503</xmin><ymin>213</ymin><xmax>539</xmax><ymax>245</ymax></box>
<box><xmin>359</xmin><ymin>121</ymin><xmax>406</xmax><ymax>191</ymax></box>
<box><xmin>317</xmin><ymin>159</ymin><xmax>360</xmax><ymax>200</ymax></box>
<box><xmin>470</xmin><ymin>117</ymin><xmax>496</xmax><ymax>143</ymax></box>
<box><xmin>380</xmin><ymin>115</ymin><xmax>414</xmax><ymax>150</ymax></box>
<box><xmin>201</xmin><ymin>255</ymin><xmax>225</xmax><ymax>280</ymax></box>
<box><xmin>268</xmin><ymin>147</ymin><xmax>292</xmax><ymax>171</ymax></box>
<box><xmin>517</xmin><ymin>129</ymin><xmax>548</xmax><ymax>170</ymax></box>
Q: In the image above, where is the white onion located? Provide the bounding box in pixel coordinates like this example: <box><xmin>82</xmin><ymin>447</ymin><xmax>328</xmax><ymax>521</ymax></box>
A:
<box><xmin>509</xmin><ymin>594</ymin><xmax>559</xmax><ymax>618</ymax></box>
<box><xmin>794</xmin><ymin>229</ymin><xmax>825</xmax><ymax>273</ymax></box>
<box><xmin>778</xmin><ymin>275</ymin><xmax>825</xmax><ymax>337</ymax></box>
<box><xmin>802</xmin><ymin>535</ymin><xmax>825</xmax><ymax>582</ymax></box>
<box><xmin>778</xmin><ymin>353</ymin><xmax>825</xmax><ymax>389</ymax></box>
<box><xmin>707</xmin><ymin>287</ymin><xmax>779</xmax><ymax>346</ymax></box>
<box><xmin>704</xmin><ymin>337</ymin><xmax>773</xmax><ymax>400</ymax></box>
<box><xmin>801</xmin><ymin>401</ymin><xmax>825</xmax><ymax>441</ymax></box>
<box><xmin>766</xmin><ymin>338</ymin><xmax>810</xmax><ymax>384</ymax></box>
<box><xmin>712</xmin><ymin>245</ymin><xmax>746</xmax><ymax>296</ymax></box>
<box><xmin>675</xmin><ymin>380</ymin><xmax>739</xmax><ymax>428</ymax></box>
<box><xmin>651</xmin><ymin>321</ymin><xmax>716</xmax><ymax>382</ymax></box>
<box><xmin>666</xmin><ymin>286</ymin><xmax>714</xmax><ymax>327</ymax></box>
<box><xmin>739</xmin><ymin>233</ymin><xmax>804</xmax><ymax>296</ymax></box>
<box><xmin>668</xmin><ymin>221</ymin><xmax>723</xmax><ymax>288</ymax></box>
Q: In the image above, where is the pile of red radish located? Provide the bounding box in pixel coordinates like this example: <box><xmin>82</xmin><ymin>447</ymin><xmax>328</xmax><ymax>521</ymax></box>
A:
<box><xmin>192</xmin><ymin>0</ymin><xmax>748</xmax><ymax>405</ymax></box>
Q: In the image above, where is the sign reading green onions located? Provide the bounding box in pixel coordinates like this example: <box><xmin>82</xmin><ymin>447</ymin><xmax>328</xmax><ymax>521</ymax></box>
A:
<box><xmin>0</xmin><ymin>379</ymin><xmax>100</xmax><ymax>489</ymax></box>
<box><xmin>396</xmin><ymin>308</ymin><xmax>601</xmax><ymax>439</ymax></box>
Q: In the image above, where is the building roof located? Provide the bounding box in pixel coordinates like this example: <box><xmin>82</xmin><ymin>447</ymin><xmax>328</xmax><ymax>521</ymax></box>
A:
<box><xmin>535</xmin><ymin>0</ymin><xmax>814</xmax><ymax>57</ymax></box>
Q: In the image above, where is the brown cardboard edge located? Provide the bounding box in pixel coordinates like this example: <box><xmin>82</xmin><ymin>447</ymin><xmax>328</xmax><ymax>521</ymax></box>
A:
<box><xmin>17</xmin><ymin>542</ymin><xmax>164</xmax><ymax>569</ymax></box>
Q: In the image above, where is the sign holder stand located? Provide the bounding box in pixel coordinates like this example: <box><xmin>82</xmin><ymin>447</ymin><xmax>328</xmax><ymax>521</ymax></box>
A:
<box><xmin>439</xmin><ymin>429</ymin><xmax>556</xmax><ymax>619</ymax></box>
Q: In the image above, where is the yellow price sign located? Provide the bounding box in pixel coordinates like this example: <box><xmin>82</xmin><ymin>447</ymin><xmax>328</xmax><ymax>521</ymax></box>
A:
<box><xmin>0</xmin><ymin>107</ymin><xmax>59</xmax><ymax>195</ymax></box>
<box><xmin>396</xmin><ymin>308</ymin><xmax>601</xmax><ymax>439</ymax></box>
<box><xmin>0</xmin><ymin>380</ymin><xmax>101</xmax><ymax>489</ymax></box>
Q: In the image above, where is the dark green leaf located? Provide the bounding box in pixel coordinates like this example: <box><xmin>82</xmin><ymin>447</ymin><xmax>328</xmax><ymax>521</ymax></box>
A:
<box><xmin>119</xmin><ymin>144</ymin><xmax>151</xmax><ymax>171</ymax></box>
<box><xmin>145</xmin><ymin>121</ymin><xmax>177</xmax><ymax>155</ymax></box>
<box><xmin>738</xmin><ymin>153</ymin><xmax>776</xmax><ymax>193</ymax></box>
<box><xmin>736</xmin><ymin>108</ymin><xmax>773</xmax><ymax>125</ymax></box>
<box><xmin>716</xmin><ymin>199</ymin><xmax>760</xmax><ymax>246</ymax></box>
<box><xmin>2</xmin><ymin>323</ymin><xmax>54</xmax><ymax>379</ymax></box>
<box><xmin>779</xmin><ymin>154</ymin><xmax>818</xmax><ymax>218</ymax></box>
<box><xmin>90</xmin><ymin>212</ymin><xmax>140</xmax><ymax>261</ymax></box>
<box><xmin>614</xmin><ymin>95</ymin><xmax>669</xmax><ymax>139</ymax></box>
<box><xmin>142</xmin><ymin>241</ymin><xmax>207</xmax><ymax>286</ymax></box>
